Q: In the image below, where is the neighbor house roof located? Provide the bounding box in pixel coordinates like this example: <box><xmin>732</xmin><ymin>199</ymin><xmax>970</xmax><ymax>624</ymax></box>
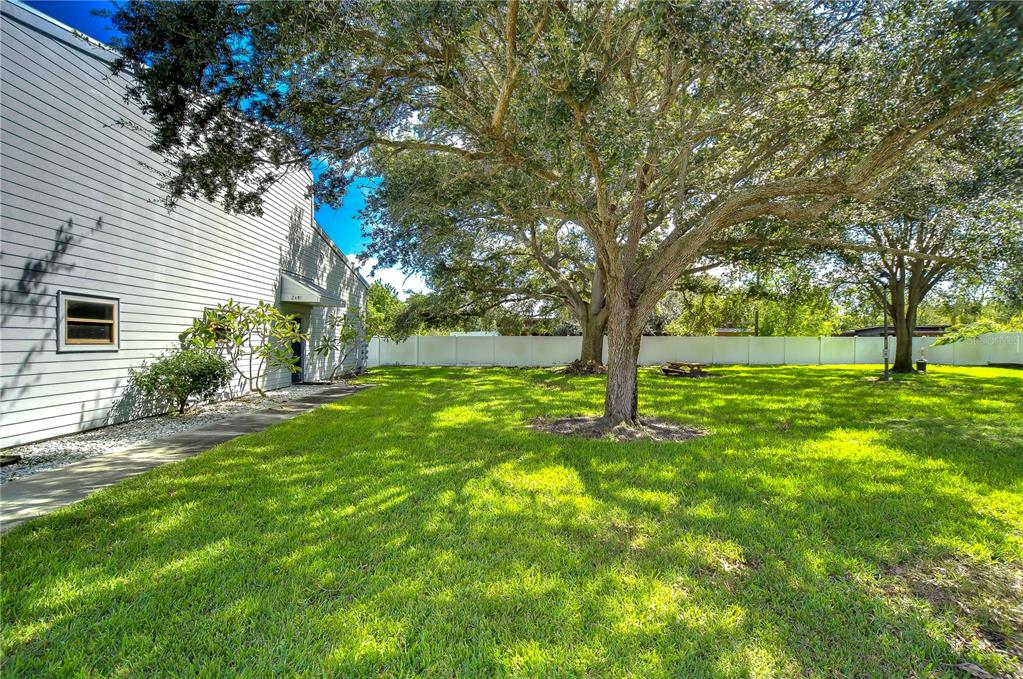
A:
<box><xmin>836</xmin><ymin>324</ymin><xmax>950</xmax><ymax>337</ymax></box>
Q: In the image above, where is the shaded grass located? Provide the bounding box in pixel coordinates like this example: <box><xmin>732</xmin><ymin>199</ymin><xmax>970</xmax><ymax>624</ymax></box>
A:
<box><xmin>2</xmin><ymin>365</ymin><xmax>1021</xmax><ymax>677</ymax></box>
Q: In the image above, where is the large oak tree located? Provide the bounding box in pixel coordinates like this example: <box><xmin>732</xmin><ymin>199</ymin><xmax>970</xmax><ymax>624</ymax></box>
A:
<box><xmin>111</xmin><ymin>0</ymin><xmax>1022</xmax><ymax>424</ymax></box>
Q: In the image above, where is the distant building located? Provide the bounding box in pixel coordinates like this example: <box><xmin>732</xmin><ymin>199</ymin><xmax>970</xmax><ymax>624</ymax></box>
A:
<box><xmin>714</xmin><ymin>327</ymin><xmax>753</xmax><ymax>337</ymax></box>
<box><xmin>836</xmin><ymin>324</ymin><xmax>949</xmax><ymax>337</ymax></box>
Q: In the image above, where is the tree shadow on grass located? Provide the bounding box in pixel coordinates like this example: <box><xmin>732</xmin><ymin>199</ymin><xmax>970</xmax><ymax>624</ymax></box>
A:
<box><xmin>2</xmin><ymin>366</ymin><xmax>1021</xmax><ymax>676</ymax></box>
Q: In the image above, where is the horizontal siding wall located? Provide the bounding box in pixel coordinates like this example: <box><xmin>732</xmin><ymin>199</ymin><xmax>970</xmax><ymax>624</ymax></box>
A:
<box><xmin>367</xmin><ymin>333</ymin><xmax>1023</xmax><ymax>368</ymax></box>
<box><xmin>0</xmin><ymin>1</ymin><xmax>367</xmax><ymax>448</ymax></box>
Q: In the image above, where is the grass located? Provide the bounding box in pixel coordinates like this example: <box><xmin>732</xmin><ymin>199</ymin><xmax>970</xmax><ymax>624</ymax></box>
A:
<box><xmin>2</xmin><ymin>365</ymin><xmax>1021</xmax><ymax>677</ymax></box>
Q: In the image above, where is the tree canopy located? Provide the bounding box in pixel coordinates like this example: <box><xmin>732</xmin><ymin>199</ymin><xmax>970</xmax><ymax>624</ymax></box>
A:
<box><xmin>111</xmin><ymin>0</ymin><xmax>1023</xmax><ymax>423</ymax></box>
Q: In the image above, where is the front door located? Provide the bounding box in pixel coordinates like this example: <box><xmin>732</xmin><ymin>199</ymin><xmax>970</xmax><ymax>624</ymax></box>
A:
<box><xmin>291</xmin><ymin>317</ymin><xmax>304</xmax><ymax>384</ymax></box>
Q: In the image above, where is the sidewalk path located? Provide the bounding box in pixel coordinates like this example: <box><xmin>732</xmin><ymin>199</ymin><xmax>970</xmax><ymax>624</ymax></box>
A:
<box><xmin>0</xmin><ymin>384</ymin><xmax>366</xmax><ymax>533</ymax></box>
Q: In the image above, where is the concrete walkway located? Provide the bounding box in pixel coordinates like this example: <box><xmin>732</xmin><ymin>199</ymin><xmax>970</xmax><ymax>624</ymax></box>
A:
<box><xmin>0</xmin><ymin>384</ymin><xmax>366</xmax><ymax>533</ymax></box>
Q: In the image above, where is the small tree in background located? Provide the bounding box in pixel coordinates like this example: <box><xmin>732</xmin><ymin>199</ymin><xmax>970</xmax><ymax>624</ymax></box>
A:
<box><xmin>315</xmin><ymin>310</ymin><xmax>370</xmax><ymax>380</ymax></box>
<box><xmin>365</xmin><ymin>282</ymin><xmax>405</xmax><ymax>340</ymax></box>
<box><xmin>181</xmin><ymin>300</ymin><xmax>306</xmax><ymax>395</ymax></box>
<box><xmin>128</xmin><ymin>348</ymin><xmax>231</xmax><ymax>414</ymax></box>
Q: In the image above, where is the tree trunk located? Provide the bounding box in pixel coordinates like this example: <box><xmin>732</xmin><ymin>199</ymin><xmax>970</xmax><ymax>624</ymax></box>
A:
<box><xmin>579</xmin><ymin>312</ymin><xmax>608</xmax><ymax>364</ymax></box>
<box><xmin>577</xmin><ymin>262</ymin><xmax>608</xmax><ymax>364</ymax></box>
<box><xmin>892</xmin><ymin>302</ymin><xmax>917</xmax><ymax>373</ymax></box>
<box><xmin>603</xmin><ymin>306</ymin><xmax>642</xmax><ymax>425</ymax></box>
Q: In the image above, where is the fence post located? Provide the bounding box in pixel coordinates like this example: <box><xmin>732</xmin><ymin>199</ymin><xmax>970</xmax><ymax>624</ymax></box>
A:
<box><xmin>818</xmin><ymin>336</ymin><xmax>822</xmax><ymax>365</ymax></box>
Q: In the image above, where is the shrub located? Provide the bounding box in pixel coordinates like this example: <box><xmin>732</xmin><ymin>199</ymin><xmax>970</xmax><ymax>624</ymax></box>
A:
<box><xmin>129</xmin><ymin>349</ymin><xmax>231</xmax><ymax>414</ymax></box>
<box><xmin>179</xmin><ymin>300</ymin><xmax>306</xmax><ymax>395</ymax></box>
<box><xmin>315</xmin><ymin>309</ymin><xmax>369</xmax><ymax>379</ymax></box>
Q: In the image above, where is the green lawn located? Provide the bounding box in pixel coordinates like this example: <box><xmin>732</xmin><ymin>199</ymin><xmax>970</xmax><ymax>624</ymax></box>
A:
<box><xmin>2</xmin><ymin>365</ymin><xmax>1021</xmax><ymax>677</ymax></box>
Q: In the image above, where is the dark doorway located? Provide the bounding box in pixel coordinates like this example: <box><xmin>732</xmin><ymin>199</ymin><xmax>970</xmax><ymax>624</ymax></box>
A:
<box><xmin>291</xmin><ymin>316</ymin><xmax>304</xmax><ymax>384</ymax></box>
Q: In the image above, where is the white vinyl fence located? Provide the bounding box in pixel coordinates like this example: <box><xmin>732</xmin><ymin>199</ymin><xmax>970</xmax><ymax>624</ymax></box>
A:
<box><xmin>367</xmin><ymin>333</ymin><xmax>1023</xmax><ymax>368</ymax></box>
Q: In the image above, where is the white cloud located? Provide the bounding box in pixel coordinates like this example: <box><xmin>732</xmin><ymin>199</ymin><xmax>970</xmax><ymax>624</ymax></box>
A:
<box><xmin>348</xmin><ymin>255</ymin><xmax>430</xmax><ymax>300</ymax></box>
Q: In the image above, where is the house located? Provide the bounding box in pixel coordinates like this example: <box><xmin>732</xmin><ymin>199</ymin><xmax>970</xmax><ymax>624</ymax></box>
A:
<box><xmin>836</xmin><ymin>324</ymin><xmax>949</xmax><ymax>337</ymax></box>
<box><xmin>0</xmin><ymin>0</ymin><xmax>368</xmax><ymax>448</ymax></box>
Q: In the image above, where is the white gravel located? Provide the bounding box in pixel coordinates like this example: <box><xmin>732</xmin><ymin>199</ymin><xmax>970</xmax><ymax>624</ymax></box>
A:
<box><xmin>1</xmin><ymin>383</ymin><xmax>340</xmax><ymax>484</ymax></box>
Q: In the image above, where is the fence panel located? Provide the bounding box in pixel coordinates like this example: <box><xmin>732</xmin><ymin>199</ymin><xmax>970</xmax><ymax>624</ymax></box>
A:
<box><xmin>367</xmin><ymin>337</ymin><xmax>380</xmax><ymax>366</ymax></box>
<box><xmin>637</xmin><ymin>336</ymin><xmax>673</xmax><ymax>364</ymax></box>
<box><xmin>492</xmin><ymin>337</ymin><xmax>533</xmax><ymax>366</ymax></box>
<box><xmin>639</xmin><ymin>336</ymin><xmax>712</xmax><ymax>364</ymax></box>
<box><xmin>372</xmin><ymin>338</ymin><xmax>417</xmax><ymax>366</ymax></box>
<box><xmin>749</xmin><ymin>337</ymin><xmax>785</xmax><ymax>364</ymax></box>
<box><xmin>853</xmin><ymin>337</ymin><xmax>884</xmax><ymax>364</ymax></box>
<box><xmin>820</xmin><ymin>337</ymin><xmax>855</xmax><ymax>364</ymax></box>
<box><xmin>981</xmin><ymin>333</ymin><xmax>1022</xmax><ymax>365</ymax></box>
<box><xmin>713</xmin><ymin>337</ymin><xmax>750</xmax><ymax>364</ymax></box>
<box><xmin>418</xmin><ymin>336</ymin><xmax>456</xmax><ymax>366</ymax></box>
<box><xmin>534</xmin><ymin>336</ymin><xmax>583</xmax><ymax>366</ymax></box>
<box><xmin>454</xmin><ymin>337</ymin><xmax>495</xmax><ymax>366</ymax></box>
<box><xmin>923</xmin><ymin>339</ymin><xmax>953</xmax><ymax>364</ymax></box>
<box><xmin>784</xmin><ymin>337</ymin><xmax>820</xmax><ymax>365</ymax></box>
<box><xmin>912</xmin><ymin>337</ymin><xmax>934</xmax><ymax>363</ymax></box>
<box><xmin>953</xmin><ymin>338</ymin><xmax>987</xmax><ymax>366</ymax></box>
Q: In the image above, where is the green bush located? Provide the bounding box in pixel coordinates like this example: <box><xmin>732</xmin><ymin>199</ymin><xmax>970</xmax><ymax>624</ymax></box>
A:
<box><xmin>179</xmin><ymin>299</ymin><xmax>305</xmax><ymax>395</ymax></box>
<box><xmin>129</xmin><ymin>349</ymin><xmax>231</xmax><ymax>414</ymax></box>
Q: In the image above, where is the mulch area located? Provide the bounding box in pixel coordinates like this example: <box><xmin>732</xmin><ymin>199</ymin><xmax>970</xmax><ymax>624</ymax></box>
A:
<box><xmin>561</xmin><ymin>360</ymin><xmax>608</xmax><ymax>375</ymax></box>
<box><xmin>531</xmin><ymin>415</ymin><xmax>707</xmax><ymax>442</ymax></box>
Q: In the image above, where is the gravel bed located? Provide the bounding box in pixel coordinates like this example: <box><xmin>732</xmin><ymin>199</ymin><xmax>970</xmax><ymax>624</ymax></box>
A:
<box><xmin>1</xmin><ymin>383</ymin><xmax>340</xmax><ymax>484</ymax></box>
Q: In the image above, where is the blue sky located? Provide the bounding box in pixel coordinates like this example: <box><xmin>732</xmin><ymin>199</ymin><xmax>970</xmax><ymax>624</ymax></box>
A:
<box><xmin>24</xmin><ymin>0</ymin><xmax>376</xmax><ymax>257</ymax></box>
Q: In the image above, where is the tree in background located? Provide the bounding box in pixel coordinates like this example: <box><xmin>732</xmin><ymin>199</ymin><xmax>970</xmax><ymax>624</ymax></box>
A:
<box><xmin>388</xmin><ymin>289</ymin><xmax>578</xmax><ymax>338</ymax></box>
<box><xmin>652</xmin><ymin>276</ymin><xmax>740</xmax><ymax>337</ymax></box>
<box><xmin>361</xmin><ymin>150</ymin><xmax>611</xmax><ymax>362</ymax></box>
<box><xmin>112</xmin><ymin>1</ymin><xmax>1022</xmax><ymax>425</ymax></box>
<box><xmin>650</xmin><ymin>262</ymin><xmax>840</xmax><ymax>337</ymax></box>
<box><xmin>831</xmin><ymin>140</ymin><xmax>1022</xmax><ymax>372</ymax></box>
<box><xmin>747</xmin><ymin>266</ymin><xmax>840</xmax><ymax>337</ymax></box>
<box><xmin>365</xmin><ymin>282</ymin><xmax>406</xmax><ymax>340</ymax></box>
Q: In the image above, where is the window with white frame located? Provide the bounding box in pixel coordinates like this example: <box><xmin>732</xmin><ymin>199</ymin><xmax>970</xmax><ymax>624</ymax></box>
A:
<box><xmin>57</xmin><ymin>291</ymin><xmax>119</xmax><ymax>352</ymax></box>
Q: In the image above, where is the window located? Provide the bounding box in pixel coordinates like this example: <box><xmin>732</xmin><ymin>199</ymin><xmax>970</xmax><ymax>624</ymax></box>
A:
<box><xmin>58</xmin><ymin>292</ymin><xmax>119</xmax><ymax>352</ymax></box>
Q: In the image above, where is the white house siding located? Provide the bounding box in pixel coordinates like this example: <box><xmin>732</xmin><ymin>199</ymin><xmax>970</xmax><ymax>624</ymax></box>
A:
<box><xmin>0</xmin><ymin>1</ymin><xmax>367</xmax><ymax>448</ymax></box>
